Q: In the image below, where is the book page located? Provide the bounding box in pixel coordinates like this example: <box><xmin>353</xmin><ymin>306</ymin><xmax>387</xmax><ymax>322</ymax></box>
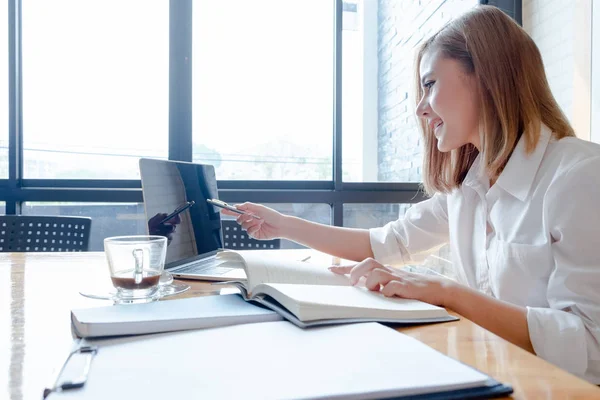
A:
<box><xmin>255</xmin><ymin>284</ymin><xmax>449</xmax><ymax>321</ymax></box>
<box><xmin>217</xmin><ymin>250</ymin><xmax>351</xmax><ymax>293</ymax></box>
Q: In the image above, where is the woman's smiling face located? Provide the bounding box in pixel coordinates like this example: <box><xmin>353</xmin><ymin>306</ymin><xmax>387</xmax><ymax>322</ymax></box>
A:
<box><xmin>416</xmin><ymin>49</ymin><xmax>481</xmax><ymax>152</ymax></box>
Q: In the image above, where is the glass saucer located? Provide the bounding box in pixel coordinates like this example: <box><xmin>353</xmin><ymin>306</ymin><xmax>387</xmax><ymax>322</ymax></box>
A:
<box><xmin>159</xmin><ymin>270</ymin><xmax>174</xmax><ymax>285</ymax></box>
<box><xmin>80</xmin><ymin>281</ymin><xmax>190</xmax><ymax>304</ymax></box>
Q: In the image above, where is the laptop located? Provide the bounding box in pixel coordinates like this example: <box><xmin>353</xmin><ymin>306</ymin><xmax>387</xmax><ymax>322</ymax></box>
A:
<box><xmin>139</xmin><ymin>158</ymin><xmax>246</xmax><ymax>281</ymax></box>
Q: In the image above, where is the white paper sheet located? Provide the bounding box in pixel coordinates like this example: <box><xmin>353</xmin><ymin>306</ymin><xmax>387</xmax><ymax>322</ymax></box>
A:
<box><xmin>50</xmin><ymin>322</ymin><xmax>491</xmax><ymax>400</ymax></box>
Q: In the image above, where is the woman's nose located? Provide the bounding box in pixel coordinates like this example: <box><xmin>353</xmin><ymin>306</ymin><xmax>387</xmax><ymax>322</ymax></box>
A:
<box><xmin>416</xmin><ymin>97</ymin><xmax>429</xmax><ymax>119</ymax></box>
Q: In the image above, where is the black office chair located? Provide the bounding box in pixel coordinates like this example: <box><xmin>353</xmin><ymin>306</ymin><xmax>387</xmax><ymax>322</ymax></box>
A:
<box><xmin>221</xmin><ymin>219</ymin><xmax>280</xmax><ymax>250</ymax></box>
<box><xmin>0</xmin><ymin>215</ymin><xmax>92</xmax><ymax>252</ymax></box>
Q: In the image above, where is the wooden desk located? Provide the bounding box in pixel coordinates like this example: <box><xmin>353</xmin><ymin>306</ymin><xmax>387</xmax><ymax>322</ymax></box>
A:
<box><xmin>2</xmin><ymin>252</ymin><xmax>599</xmax><ymax>400</ymax></box>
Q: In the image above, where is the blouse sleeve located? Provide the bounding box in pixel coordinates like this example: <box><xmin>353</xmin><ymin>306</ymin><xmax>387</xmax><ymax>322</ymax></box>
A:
<box><xmin>527</xmin><ymin>156</ymin><xmax>600</xmax><ymax>382</ymax></box>
<box><xmin>369</xmin><ymin>193</ymin><xmax>450</xmax><ymax>266</ymax></box>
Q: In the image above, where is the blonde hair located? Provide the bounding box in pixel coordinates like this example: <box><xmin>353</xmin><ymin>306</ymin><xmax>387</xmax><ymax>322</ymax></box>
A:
<box><xmin>415</xmin><ymin>5</ymin><xmax>574</xmax><ymax>195</ymax></box>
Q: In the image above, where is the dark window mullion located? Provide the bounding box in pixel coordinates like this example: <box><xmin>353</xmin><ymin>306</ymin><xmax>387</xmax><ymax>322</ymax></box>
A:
<box><xmin>479</xmin><ymin>1</ymin><xmax>522</xmax><ymax>26</ymax></box>
<box><xmin>169</xmin><ymin>0</ymin><xmax>192</xmax><ymax>162</ymax></box>
<box><xmin>218</xmin><ymin>180</ymin><xmax>334</xmax><ymax>190</ymax></box>
<box><xmin>22</xmin><ymin>179</ymin><xmax>141</xmax><ymax>189</ymax></box>
<box><xmin>219</xmin><ymin>189</ymin><xmax>426</xmax><ymax>205</ymax></box>
<box><xmin>17</xmin><ymin>180</ymin><xmax>422</xmax><ymax>192</ymax></box>
<box><xmin>332</xmin><ymin>0</ymin><xmax>343</xmax><ymax>226</ymax></box>
<box><xmin>7</xmin><ymin>0</ymin><xmax>22</xmax><ymax>214</ymax></box>
<box><xmin>1</xmin><ymin>187</ymin><xmax>425</xmax><ymax>205</ymax></box>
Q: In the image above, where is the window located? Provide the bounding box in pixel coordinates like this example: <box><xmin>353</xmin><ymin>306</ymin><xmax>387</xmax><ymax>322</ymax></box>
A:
<box><xmin>344</xmin><ymin>203</ymin><xmax>454</xmax><ymax>278</ymax></box>
<box><xmin>22</xmin><ymin>202</ymin><xmax>331</xmax><ymax>251</ymax></box>
<box><xmin>4</xmin><ymin>1</ymin><xmax>472</xmax><ymax>243</ymax></box>
<box><xmin>22</xmin><ymin>0</ymin><xmax>169</xmax><ymax>179</ymax></box>
<box><xmin>343</xmin><ymin>203</ymin><xmax>405</xmax><ymax>230</ymax></box>
<box><xmin>342</xmin><ymin>0</ymin><xmax>369</xmax><ymax>182</ymax></box>
<box><xmin>22</xmin><ymin>203</ymin><xmax>146</xmax><ymax>250</ymax></box>
<box><xmin>0</xmin><ymin>202</ymin><xmax>5</xmax><ymax>214</ymax></box>
<box><xmin>342</xmin><ymin>0</ymin><xmax>424</xmax><ymax>183</ymax></box>
<box><xmin>192</xmin><ymin>0</ymin><xmax>334</xmax><ymax>180</ymax></box>
<box><xmin>221</xmin><ymin>203</ymin><xmax>330</xmax><ymax>249</ymax></box>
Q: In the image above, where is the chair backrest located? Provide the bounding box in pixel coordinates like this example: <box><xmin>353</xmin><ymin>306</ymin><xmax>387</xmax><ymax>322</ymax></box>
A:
<box><xmin>0</xmin><ymin>215</ymin><xmax>92</xmax><ymax>252</ymax></box>
<box><xmin>221</xmin><ymin>219</ymin><xmax>280</xmax><ymax>250</ymax></box>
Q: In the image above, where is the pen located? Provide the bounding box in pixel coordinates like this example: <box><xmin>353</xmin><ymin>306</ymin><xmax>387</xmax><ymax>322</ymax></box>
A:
<box><xmin>206</xmin><ymin>199</ymin><xmax>262</xmax><ymax>220</ymax></box>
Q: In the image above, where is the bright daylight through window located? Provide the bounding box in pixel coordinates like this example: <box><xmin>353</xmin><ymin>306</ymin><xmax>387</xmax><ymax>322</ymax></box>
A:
<box><xmin>22</xmin><ymin>0</ymin><xmax>169</xmax><ymax>179</ymax></box>
<box><xmin>192</xmin><ymin>0</ymin><xmax>334</xmax><ymax>180</ymax></box>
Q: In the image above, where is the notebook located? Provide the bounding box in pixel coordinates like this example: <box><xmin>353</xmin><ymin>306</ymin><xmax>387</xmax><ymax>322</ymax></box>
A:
<box><xmin>70</xmin><ymin>294</ymin><xmax>283</xmax><ymax>338</ymax></box>
<box><xmin>45</xmin><ymin>322</ymin><xmax>513</xmax><ymax>399</ymax></box>
<box><xmin>139</xmin><ymin>158</ymin><xmax>245</xmax><ymax>281</ymax></box>
<box><xmin>213</xmin><ymin>250</ymin><xmax>458</xmax><ymax>328</ymax></box>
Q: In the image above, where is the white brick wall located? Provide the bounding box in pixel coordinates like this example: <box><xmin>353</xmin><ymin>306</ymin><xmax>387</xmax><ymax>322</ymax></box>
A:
<box><xmin>523</xmin><ymin>0</ymin><xmax>573</xmax><ymax>119</ymax></box>
<box><xmin>522</xmin><ymin>0</ymin><xmax>591</xmax><ymax>140</ymax></box>
<box><xmin>377</xmin><ymin>0</ymin><xmax>478</xmax><ymax>183</ymax></box>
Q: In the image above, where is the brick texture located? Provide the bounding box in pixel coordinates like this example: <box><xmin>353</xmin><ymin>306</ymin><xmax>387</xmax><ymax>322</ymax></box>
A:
<box><xmin>522</xmin><ymin>0</ymin><xmax>591</xmax><ymax>140</ymax></box>
<box><xmin>377</xmin><ymin>0</ymin><xmax>477</xmax><ymax>183</ymax></box>
<box><xmin>522</xmin><ymin>0</ymin><xmax>574</xmax><ymax>121</ymax></box>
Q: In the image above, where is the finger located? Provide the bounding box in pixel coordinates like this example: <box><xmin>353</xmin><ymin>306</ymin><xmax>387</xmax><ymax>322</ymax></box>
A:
<box><xmin>348</xmin><ymin>258</ymin><xmax>391</xmax><ymax>286</ymax></box>
<box><xmin>244</xmin><ymin>224</ymin><xmax>262</xmax><ymax>237</ymax></box>
<box><xmin>364</xmin><ymin>268</ymin><xmax>397</xmax><ymax>291</ymax></box>
<box><xmin>328</xmin><ymin>265</ymin><xmax>353</xmax><ymax>275</ymax></box>
<box><xmin>246</xmin><ymin>222</ymin><xmax>265</xmax><ymax>237</ymax></box>
<box><xmin>235</xmin><ymin>202</ymin><xmax>254</xmax><ymax>212</ymax></box>
<box><xmin>240</xmin><ymin>217</ymin><xmax>262</xmax><ymax>230</ymax></box>
<box><xmin>220</xmin><ymin>209</ymin><xmax>241</xmax><ymax>217</ymax></box>
<box><xmin>225</xmin><ymin>202</ymin><xmax>253</xmax><ymax>215</ymax></box>
<box><xmin>149</xmin><ymin>213</ymin><xmax>167</xmax><ymax>224</ymax></box>
<box><xmin>238</xmin><ymin>213</ymin><xmax>259</xmax><ymax>224</ymax></box>
<box><xmin>236</xmin><ymin>214</ymin><xmax>255</xmax><ymax>224</ymax></box>
<box><xmin>381</xmin><ymin>280</ymin><xmax>409</xmax><ymax>298</ymax></box>
<box><xmin>235</xmin><ymin>203</ymin><xmax>264</xmax><ymax>220</ymax></box>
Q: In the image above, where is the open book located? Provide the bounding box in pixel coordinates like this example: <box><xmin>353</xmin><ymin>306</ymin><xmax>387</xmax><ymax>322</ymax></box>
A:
<box><xmin>215</xmin><ymin>250</ymin><xmax>457</xmax><ymax>328</ymax></box>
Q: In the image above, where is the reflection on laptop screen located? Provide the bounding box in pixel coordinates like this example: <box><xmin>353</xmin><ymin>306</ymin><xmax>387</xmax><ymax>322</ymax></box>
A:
<box><xmin>140</xmin><ymin>159</ymin><xmax>224</xmax><ymax>267</ymax></box>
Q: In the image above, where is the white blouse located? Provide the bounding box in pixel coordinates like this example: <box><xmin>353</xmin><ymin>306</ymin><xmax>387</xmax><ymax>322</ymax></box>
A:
<box><xmin>369</xmin><ymin>125</ymin><xmax>600</xmax><ymax>383</ymax></box>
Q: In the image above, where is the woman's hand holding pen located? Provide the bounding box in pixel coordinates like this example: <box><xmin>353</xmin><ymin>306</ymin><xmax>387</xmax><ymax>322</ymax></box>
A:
<box><xmin>220</xmin><ymin>202</ymin><xmax>286</xmax><ymax>240</ymax></box>
<box><xmin>329</xmin><ymin>258</ymin><xmax>459</xmax><ymax>307</ymax></box>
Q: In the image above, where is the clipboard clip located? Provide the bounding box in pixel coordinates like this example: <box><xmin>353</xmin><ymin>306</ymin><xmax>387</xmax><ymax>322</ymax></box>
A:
<box><xmin>43</xmin><ymin>345</ymin><xmax>98</xmax><ymax>399</ymax></box>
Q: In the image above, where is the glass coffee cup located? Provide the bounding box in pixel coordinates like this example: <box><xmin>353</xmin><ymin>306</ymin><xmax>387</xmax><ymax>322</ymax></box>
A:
<box><xmin>104</xmin><ymin>235</ymin><xmax>167</xmax><ymax>304</ymax></box>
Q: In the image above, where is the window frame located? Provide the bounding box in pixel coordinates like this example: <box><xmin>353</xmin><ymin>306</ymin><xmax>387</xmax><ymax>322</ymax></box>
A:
<box><xmin>0</xmin><ymin>0</ymin><xmax>427</xmax><ymax>226</ymax></box>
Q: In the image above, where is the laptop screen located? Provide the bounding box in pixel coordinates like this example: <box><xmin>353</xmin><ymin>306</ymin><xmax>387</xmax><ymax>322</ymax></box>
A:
<box><xmin>139</xmin><ymin>158</ymin><xmax>224</xmax><ymax>268</ymax></box>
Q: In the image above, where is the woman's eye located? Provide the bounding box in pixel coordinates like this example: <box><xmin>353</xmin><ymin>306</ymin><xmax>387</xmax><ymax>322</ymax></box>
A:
<box><xmin>424</xmin><ymin>81</ymin><xmax>435</xmax><ymax>89</ymax></box>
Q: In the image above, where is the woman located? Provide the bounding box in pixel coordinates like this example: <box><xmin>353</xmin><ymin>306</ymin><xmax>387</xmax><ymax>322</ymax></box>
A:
<box><xmin>222</xmin><ymin>6</ymin><xmax>600</xmax><ymax>383</ymax></box>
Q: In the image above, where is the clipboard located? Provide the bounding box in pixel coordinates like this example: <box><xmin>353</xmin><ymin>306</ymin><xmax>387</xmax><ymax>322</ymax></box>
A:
<box><xmin>43</xmin><ymin>343</ymin><xmax>98</xmax><ymax>399</ymax></box>
<box><xmin>43</xmin><ymin>321</ymin><xmax>513</xmax><ymax>399</ymax></box>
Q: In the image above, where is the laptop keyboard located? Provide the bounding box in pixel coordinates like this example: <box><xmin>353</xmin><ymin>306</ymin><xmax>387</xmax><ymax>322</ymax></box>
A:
<box><xmin>171</xmin><ymin>258</ymin><xmax>234</xmax><ymax>275</ymax></box>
